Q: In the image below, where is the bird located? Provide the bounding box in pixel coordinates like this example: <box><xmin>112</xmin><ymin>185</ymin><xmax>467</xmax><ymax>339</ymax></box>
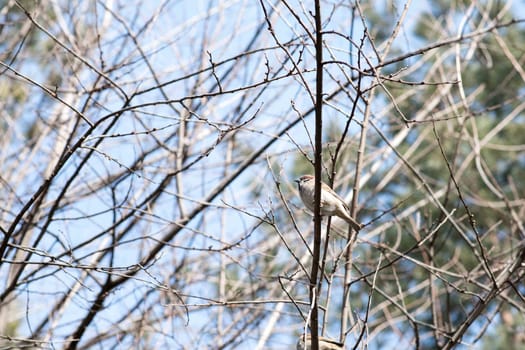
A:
<box><xmin>295</xmin><ymin>174</ymin><xmax>362</xmax><ymax>231</ymax></box>
<box><xmin>296</xmin><ymin>334</ymin><xmax>345</xmax><ymax>350</ymax></box>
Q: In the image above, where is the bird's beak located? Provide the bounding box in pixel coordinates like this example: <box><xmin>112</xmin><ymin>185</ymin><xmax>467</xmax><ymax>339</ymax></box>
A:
<box><xmin>294</xmin><ymin>179</ymin><xmax>300</xmax><ymax>183</ymax></box>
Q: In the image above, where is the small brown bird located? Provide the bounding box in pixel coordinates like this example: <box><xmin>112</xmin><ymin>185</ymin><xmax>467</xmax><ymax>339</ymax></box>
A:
<box><xmin>296</xmin><ymin>334</ymin><xmax>345</xmax><ymax>350</ymax></box>
<box><xmin>295</xmin><ymin>175</ymin><xmax>362</xmax><ymax>231</ymax></box>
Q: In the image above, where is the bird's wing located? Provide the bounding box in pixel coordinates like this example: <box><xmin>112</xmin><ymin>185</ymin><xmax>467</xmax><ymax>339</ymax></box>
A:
<box><xmin>329</xmin><ymin>188</ymin><xmax>351</xmax><ymax>208</ymax></box>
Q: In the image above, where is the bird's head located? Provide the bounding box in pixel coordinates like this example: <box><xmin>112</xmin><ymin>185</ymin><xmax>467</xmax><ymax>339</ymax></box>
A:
<box><xmin>295</xmin><ymin>174</ymin><xmax>314</xmax><ymax>185</ymax></box>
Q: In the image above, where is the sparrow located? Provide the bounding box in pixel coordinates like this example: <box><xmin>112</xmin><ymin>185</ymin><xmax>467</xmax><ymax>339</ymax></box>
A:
<box><xmin>297</xmin><ymin>334</ymin><xmax>345</xmax><ymax>350</ymax></box>
<box><xmin>295</xmin><ymin>175</ymin><xmax>362</xmax><ymax>231</ymax></box>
